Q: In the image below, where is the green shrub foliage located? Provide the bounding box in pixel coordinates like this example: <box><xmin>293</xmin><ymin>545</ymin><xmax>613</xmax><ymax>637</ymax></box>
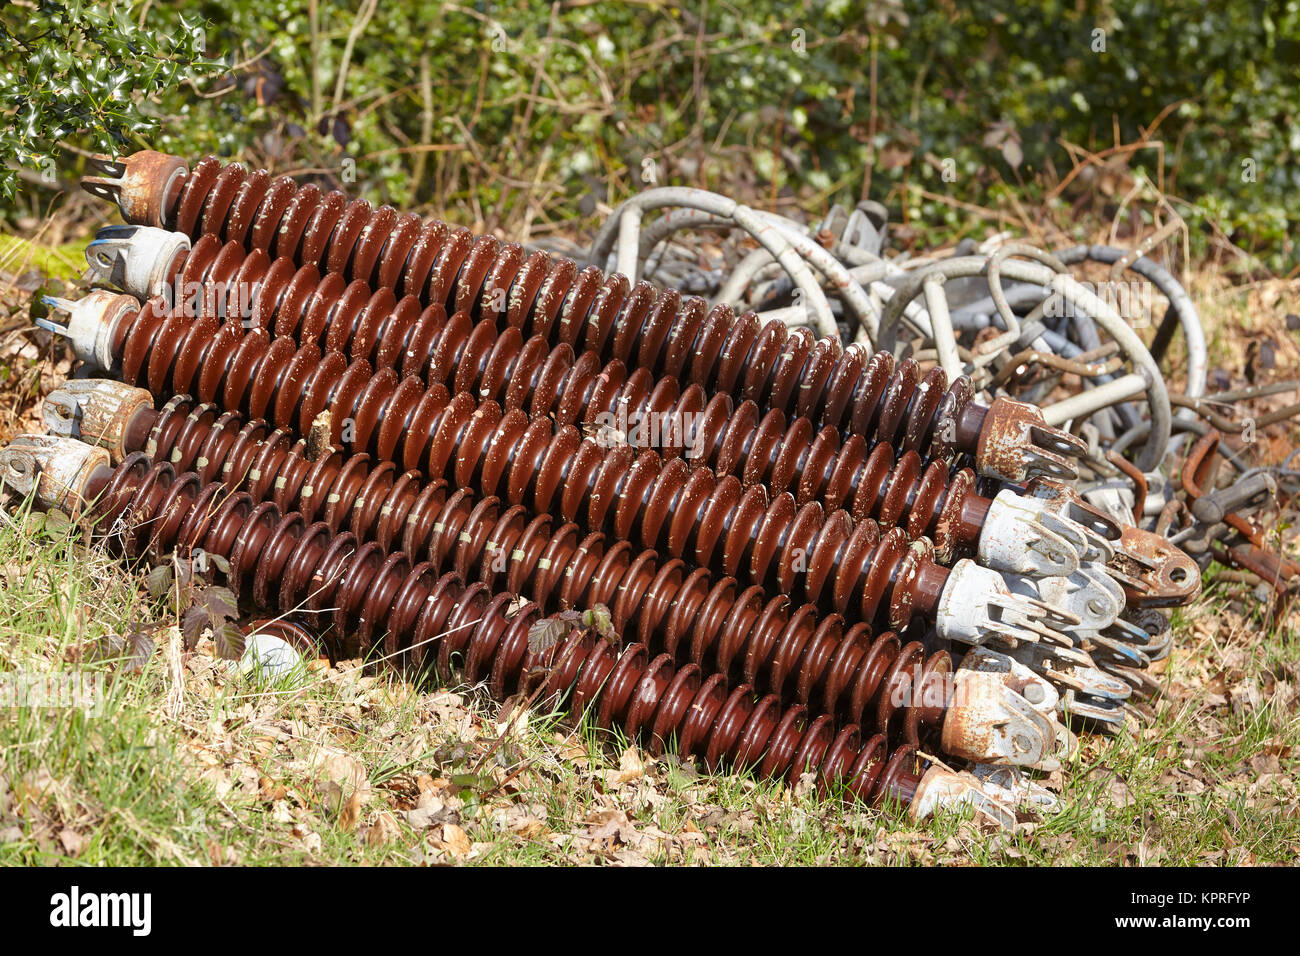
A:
<box><xmin>2</xmin><ymin>1</ymin><xmax>1295</xmax><ymax>266</ymax></box>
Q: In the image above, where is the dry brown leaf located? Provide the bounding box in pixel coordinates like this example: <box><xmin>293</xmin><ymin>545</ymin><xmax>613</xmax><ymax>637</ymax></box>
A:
<box><xmin>13</xmin><ymin>768</ymin><xmax>57</xmax><ymax>817</ymax></box>
<box><xmin>57</xmin><ymin>828</ymin><xmax>86</xmax><ymax>857</ymax></box>
<box><xmin>364</xmin><ymin>811</ymin><xmax>401</xmax><ymax>847</ymax></box>
<box><xmin>440</xmin><ymin>823</ymin><xmax>472</xmax><ymax>858</ymax></box>
<box><xmin>314</xmin><ymin>750</ymin><xmax>369</xmax><ymax>793</ymax></box>
<box><xmin>258</xmin><ymin>775</ymin><xmax>287</xmax><ymax>803</ymax></box>
<box><xmin>339</xmin><ymin>790</ymin><xmax>363</xmax><ymax>832</ymax></box>
<box><xmin>556</xmin><ymin>734</ymin><xmax>590</xmax><ymax>766</ymax></box>
<box><xmin>613</xmin><ymin>747</ymin><xmax>645</xmax><ymax>786</ymax></box>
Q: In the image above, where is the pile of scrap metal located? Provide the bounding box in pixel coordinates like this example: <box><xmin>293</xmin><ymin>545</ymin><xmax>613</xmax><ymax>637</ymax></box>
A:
<box><xmin>0</xmin><ymin>150</ymin><xmax>1290</xmax><ymax>828</ymax></box>
<box><xmin>575</xmin><ymin>188</ymin><xmax>1300</xmax><ymax>609</ymax></box>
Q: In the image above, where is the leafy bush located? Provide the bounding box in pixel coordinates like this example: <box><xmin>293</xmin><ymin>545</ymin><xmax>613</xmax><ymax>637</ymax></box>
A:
<box><xmin>0</xmin><ymin>1</ymin><xmax>220</xmax><ymax>200</ymax></box>
<box><xmin>2</xmin><ymin>1</ymin><xmax>1296</xmax><ymax>269</ymax></box>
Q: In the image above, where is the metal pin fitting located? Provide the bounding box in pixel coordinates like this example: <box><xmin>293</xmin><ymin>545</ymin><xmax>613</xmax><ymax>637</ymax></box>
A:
<box><xmin>941</xmin><ymin>647</ymin><xmax>1068</xmax><ymax>771</ymax></box>
<box><xmin>909</xmin><ymin>765</ymin><xmax>1020</xmax><ymax>829</ymax></box>
<box><xmin>1005</xmin><ymin>563</ymin><xmax>1126</xmax><ymax>637</ymax></box>
<box><xmin>85</xmin><ymin>224</ymin><xmax>190</xmax><ymax>300</ymax></box>
<box><xmin>977</xmin><ymin>488</ymin><xmax>1094</xmax><ymax>577</ymax></box>
<box><xmin>0</xmin><ymin>435</ymin><xmax>110</xmax><ymax>516</ymax></box>
<box><xmin>976</xmin><ymin>395</ymin><xmax>1089</xmax><ymax>484</ymax></box>
<box><xmin>80</xmin><ymin>151</ymin><xmax>190</xmax><ymax>226</ymax></box>
<box><xmin>36</xmin><ymin>291</ymin><xmax>138</xmax><ymax>372</ymax></box>
<box><xmin>935</xmin><ymin>559</ymin><xmax>1081</xmax><ymax>649</ymax></box>
<box><xmin>42</xmin><ymin>380</ymin><xmax>155</xmax><ymax>462</ymax></box>
<box><xmin>966</xmin><ymin>764</ymin><xmax>1060</xmax><ymax>812</ymax></box>
<box><xmin>1002</xmin><ymin>641</ymin><xmax>1131</xmax><ymax>730</ymax></box>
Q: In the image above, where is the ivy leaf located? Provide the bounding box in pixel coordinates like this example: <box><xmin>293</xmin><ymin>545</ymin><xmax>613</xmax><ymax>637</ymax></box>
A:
<box><xmin>214</xmin><ymin>621</ymin><xmax>245</xmax><ymax>661</ymax></box>
<box><xmin>527</xmin><ymin>616</ymin><xmax>570</xmax><ymax>656</ymax></box>
<box><xmin>144</xmin><ymin>564</ymin><xmax>174</xmax><ymax>601</ymax></box>
<box><xmin>179</xmin><ymin>604</ymin><xmax>208</xmax><ymax>650</ymax></box>
<box><xmin>123</xmin><ymin>630</ymin><xmax>156</xmax><ymax>673</ymax></box>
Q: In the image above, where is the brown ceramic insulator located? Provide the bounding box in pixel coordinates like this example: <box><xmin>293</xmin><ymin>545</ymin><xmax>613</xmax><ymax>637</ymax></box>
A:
<box><xmin>111</xmin><ymin>303</ymin><xmax>956</xmax><ymax>629</ymax></box>
<box><xmin>238</xmin><ymin>617</ymin><xmax>323</xmax><ymax>657</ymax></box>
<box><xmin>149</xmin><ymin>270</ymin><xmax>989</xmax><ymax>554</ymax></box>
<box><xmin>129</xmin><ymin>155</ymin><xmax>982</xmax><ymax>461</ymax></box>
<box><xmin>82</xmin><ymin>453</ymin><xmax>927</xmax><ymax>806</ymax></box>
<box><xmin>400</xmin><ymin>395</ymin><xmax>956</xmax><ymax>631</ymax></box>
<box><xmin>168</xmin><ymin>257</ymin><xmax>730</xmax><ymax>454</ymax></box>
<box><xmin>148</xmin><ymin>259</ymin><xmax>723</xmax><ymax>462</ymax></box>
<box><xmin>132</xmin><ymin>395</ymin><xmax>953</xmax><ymax>745</ymax></box>
<box><xmin>113</xmin><ymin>277</ymin><xmax>982</xmax><ymax>563</ymax></box>
<box><xmin>700</xmin><ymin>402</ymin><xmax>990</xmax><ymax>564</ymax></box>
<box><xmin>123</xmin><ymin>317</ymin><xmax>954</xmax><ymax>632</ymax></box>
<box><xmin>565</xmin><ymin>634</ymin><xmax>925</xmax><ymax>806</ymax></box>
<box><xmin>162</xmin><ymin>157</ymin><xmax>469</xmax><ymax>300</ymax></box>
<box><xmin>148</xmin><ymin>233</ymin><xmax>439</xmax><ymax>367</ymax></box>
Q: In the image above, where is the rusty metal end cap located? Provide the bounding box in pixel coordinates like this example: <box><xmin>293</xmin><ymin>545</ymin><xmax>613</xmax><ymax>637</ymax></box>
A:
<box><xmin>908</xmin><ymin>766</ymin><xmax>1018</xmax><ymax>829</ymax></box>
<box><xmin>0</xmin><ymin>435</ymin><xmax>110</xmax><ymax>515</ymax></box>
<box><xmin>80</xmin><ymin>150</ymin><xmax>188</xmax><ymax>226</ymax></box>
<box><xmin>43</xmin><ymin>379</ymin><xmax>153</xmax><ymax>462</ymax></box>
<box><xmin>942</xmin><ymin>651</ymin><xmax>1063</xmax><ymax>770</ymax></box>
<box><xmin>975</xmin><ymin>396</ymin><xmax>1087</xmax><ymax>483</ymax></box>
<box><xmin>1109</xmin><ymin>526</ymin><xmax>1202</xmax><ymax>608</ymax></box>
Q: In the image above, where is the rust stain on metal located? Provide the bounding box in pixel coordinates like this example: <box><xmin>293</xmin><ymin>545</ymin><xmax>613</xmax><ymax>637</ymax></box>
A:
<box><xmin>1111</xmin><ymin>526</ymin><xmax>1201</xmax><ymax>608</ymax></box>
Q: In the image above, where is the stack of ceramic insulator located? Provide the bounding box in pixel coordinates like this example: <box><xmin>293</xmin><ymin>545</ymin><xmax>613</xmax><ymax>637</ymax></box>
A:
<box><xmin>0</xmin><ymin>150</ymin><xmax>1204</xmax><ymax>827</ymax></box>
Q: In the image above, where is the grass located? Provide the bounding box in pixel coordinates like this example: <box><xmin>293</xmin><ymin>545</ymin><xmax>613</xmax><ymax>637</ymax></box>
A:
<box><xmin>0</xmin><ymin>497</ymin><xmax>1296</xmax><ymax>867</ymax></box>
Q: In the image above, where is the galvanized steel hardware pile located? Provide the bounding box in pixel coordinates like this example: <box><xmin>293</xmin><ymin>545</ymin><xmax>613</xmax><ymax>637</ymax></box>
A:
<box><xmin>2</xmin><ymin>149</ymin><xmax>1295</xmax><ymax>827</ymax></box>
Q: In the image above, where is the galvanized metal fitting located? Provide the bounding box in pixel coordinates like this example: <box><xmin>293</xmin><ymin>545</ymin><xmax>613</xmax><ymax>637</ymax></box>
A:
<box><xmin>966</xmin><ymin>764</ymin><xmax>1060</xmax><ymax>812</ymax></box>
<box><xmin>1087</xmin><ymin>616</ymin><xmax>1163</xmax><ymax>671</ymax></box>
<box><xmin>1005</xmin><ymin>562</ymin><xmax>1126</xmax><ymax>636</ymax></box>
<box><xmin>977</xmin><ymin>488</ymin><xmax>1091</xmax><ymax>576</ymax></box>
<box><xmin>85</xmin><ymin>224</ymin><xmax>190</xmax><ymax>300</ymax></box>
<box><xmin>976</xmin><ymin>395</ymin><xmax>1088</xmax><ymax>483</ymax></box>
<box><xmin>1001</xmin><ymin>641</ymin><xmax>1131</xmax><ymax>729</ymax></box>
<box><xmin>1107</xmin><ymin>525</ymin><xmax>1202</xmax><ymax>608</ymax></box>
<box><xmin>0</xmin><ymin>435</ymin><xmax>109</xmax><ymax>515</ymax></box>
<box><xmin>935</xmin><ymin>559</ymin><xmax>1080</xmax><ymax>649</ymax></box>
<box><xmin>909</xmin><ymin>766</ymin><xmax>1018</xmax><ymax>829</ymax></box>
<box><xmin>36</xmin><ymin>291</ymin><xmax>137</xmax><ymax>371</ymax></box>
<box><xmin>1025</xmin><ymin>476</ymin><xmax>1123</xmax><ymax>563</ymax></box>
<box><xmin>43</xmin><ymin>380</ymin><xmax>153</xmax><ymax>461</ymax></box>
<box><xmin>80</xmin><ymin>151</ymin><xmax>189</xmax><ymax>226</ymax></box>
<box><xmin>941</xmin><ymin>647</ymin><xmax>1067</xmax><ymax>770</ymax></box>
